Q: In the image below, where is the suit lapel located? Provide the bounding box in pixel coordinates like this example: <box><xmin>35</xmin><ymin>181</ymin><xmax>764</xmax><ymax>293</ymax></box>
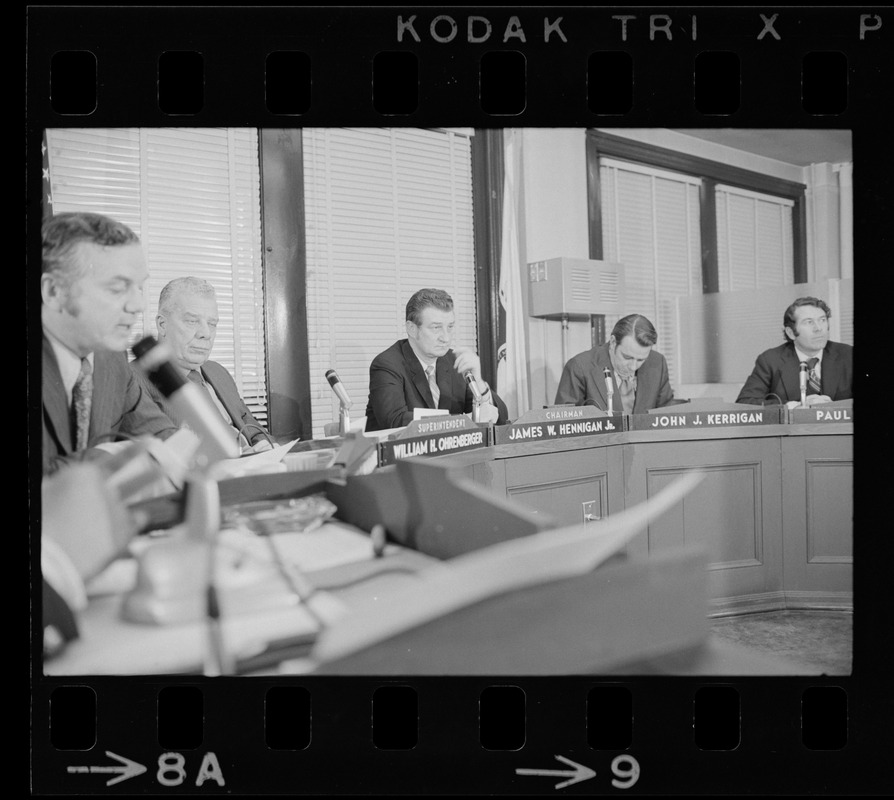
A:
<box><xmin>632</xmin><ymin>363</ymin><xmax>650</xmax><ymax>414</ymax></box>
<box><xmin>402</xmin><ymin>340</ymin><xmax>435</xmax><ymax>408</ymax></box>
<box><xmin>435</xmin><ymin>356</ymin><xmax>454</xmax><ymax>409</ymax></box>
<box><xmin>90</xmin><ymin>351</ymin><xmax>119</xmax><ymax>443</ymax></box>
<box><xmin>42</xmin><ymin>335</ymin><xmax>72</xmax><ymax>453</ymax></box>
<box><xmin>781</xmin><ymin>344</ymin><xmax>803</xmax><ymax>401</ymax></box>
<box><xmin>202</xmin><ymin>365</ymin><xmax>238</xmax><ymax>426</ymax></box>
<box><xmin>591</xmin><ymin>346</ymin><xmax>612</xmax><ymax>411</ymax></box>
<box><xmin>820</xmin><ymin>343</ymin><xmax>839</xmax><ymax>397</ymax></box>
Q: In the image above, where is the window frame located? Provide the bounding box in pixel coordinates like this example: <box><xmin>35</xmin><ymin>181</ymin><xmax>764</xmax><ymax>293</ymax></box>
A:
<box><xmin>585</xmin><ymin>130</ymin><xmax>808</xmax><ymax>290</ymax></box>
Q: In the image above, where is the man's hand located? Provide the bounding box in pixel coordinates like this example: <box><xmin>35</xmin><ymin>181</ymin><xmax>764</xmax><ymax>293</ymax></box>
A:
<box><xmin>469</xmin><ymin>404</ymin><xmax>499</xmax><ymax>424</ymax></box>
<box><xmin>452</xmin><ymin>346</ymin><xmax>483</xmax><ymax>384</ymax></box>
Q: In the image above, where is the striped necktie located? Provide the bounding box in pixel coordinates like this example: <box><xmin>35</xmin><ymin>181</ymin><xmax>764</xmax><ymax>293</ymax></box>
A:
<box><xmin>71</xmin><ymin>357</ymin><xmax>93</xmax><ymax>450</ymax></box>
<box><xmin>425</xmin><ymin>364</ymin><xmax>440</xmax><ymax>407</ymax></box>
<box><xmin>188</xmin><ymin>369</ymin><xmax>245</xmax><ymax>447</ymax></box>
<box><xmin>806</xmin><ymin>357</ymin><xmax>821</xmax><ymax>395</ymax></box>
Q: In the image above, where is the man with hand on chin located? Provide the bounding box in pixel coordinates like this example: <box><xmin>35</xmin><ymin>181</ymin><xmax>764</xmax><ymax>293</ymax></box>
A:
<box><xmin>365</xmin><ymin>287</ymin><xmax>509</xmax><ymax>432</ymax></box>
<box><xmin>735</xmin><ymin>297</ymin><xmax>853</xmax><ymax>408</ymax></box>
<box><xmin>41</xmin><ymin>212</ymin><xmax>180</xmax><ymax>475</ymax></box>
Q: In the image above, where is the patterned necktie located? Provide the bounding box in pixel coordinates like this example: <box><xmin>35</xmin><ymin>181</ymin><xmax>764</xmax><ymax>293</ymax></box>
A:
<box><xmin>425</xmin><ymin>364</ymin><xmax>440</xmax><ymax>407</ymax></box>
<box><xmin>617</xmin><ymin>374</ymin><xmax>636</xmax><ymax>415</ymax></box>
<box><xmin>806</xmin><ymin>357</ymin><xmax>821</xmax><ymax>395</ymax></box>
<box><xmin>71</xmin><ymin>357</ymin><xmax>93</xmax><ymax>450</ymax></box>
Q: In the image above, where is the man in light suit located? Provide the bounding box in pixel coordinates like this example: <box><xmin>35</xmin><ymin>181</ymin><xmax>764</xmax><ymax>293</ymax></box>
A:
<box><xmin>555</xmin><ymin>314</ymin><xmax>675</xmax><ymax>413</ymax></box>
<box><xmin>365</xmin><ymin>287</ymin><xmax>509</xmax><ymax>432</ymax></box>
<box><xmin>41</xmin><ymin>212</ymin><xmax>180</xmax><ymax>476</ymax></box>
<box><xmin>151</xmin><ymin>277</ymin><xmax>272</xmax><ymax>452</ymax></box>
<box><xmin>736</xmin><ymin>296</ymin><xmax>853</xmax><ymax>407</ymax></box>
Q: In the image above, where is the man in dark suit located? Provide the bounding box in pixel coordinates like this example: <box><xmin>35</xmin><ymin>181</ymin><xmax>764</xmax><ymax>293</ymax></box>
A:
<box><xmin>151</xmin><ymin>277</ymin><xmax>273</xmax><ymax>452</ymax></box>
<box><xmin>555</xmin><ymin>314</ymin><xmax>675</xmax><ymax>413</ymax></box>
<box><xmin>41</xmin><ymin>212</ymin><xmax>180</xmax><ymax>476</ymax></box>
<box><xmin>736</xmin><ymin>296</ymin><xmax>853</xmax><ymax>407</ymax></box>
<box><xmin>365</xmin><ymin>288</ymin><xmax>509</xmax><ymax>432</ymax></box>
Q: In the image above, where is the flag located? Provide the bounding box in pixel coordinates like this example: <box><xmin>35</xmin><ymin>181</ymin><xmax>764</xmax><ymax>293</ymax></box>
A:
<box><xmin>495</xmin><ymin>129</ymin><xmax>530</xmax><ymax>421</ymax></box>
<box><xmin>41</xmin><ymin>130</ymin><xmax>54</xmax><ymax>222</ymax></box>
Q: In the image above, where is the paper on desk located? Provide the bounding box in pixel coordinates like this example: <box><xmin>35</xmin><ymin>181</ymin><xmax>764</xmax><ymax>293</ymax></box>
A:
<box><xmin>215</xmin><ymin>521</ymin><xmax>384</xmax><ymax>574</ymax></box>
<box><xmin>311</xmin><ymin>470</ymin><xmax>706</xmax><ymax>667</ymax></box>
<box><xmin>413</xmin><ymin>407</ymin><xmax>449</xmax><ymax>419</ymax></box>
<box><xmin>209</xmin><ymin>439</ymin><xmax>300</xmax><ymax>480</ymax></box>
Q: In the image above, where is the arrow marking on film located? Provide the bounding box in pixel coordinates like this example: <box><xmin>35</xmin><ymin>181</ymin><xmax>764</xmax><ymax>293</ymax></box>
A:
<box><xmin>516</xmin><ymin>754</ymin><xmax>596</xmax><ymax>789</ymax></box>
<box><xmin>67</xmin><ymin>751</ymin><xmax>147</xmax><ymax>787</ymax></box>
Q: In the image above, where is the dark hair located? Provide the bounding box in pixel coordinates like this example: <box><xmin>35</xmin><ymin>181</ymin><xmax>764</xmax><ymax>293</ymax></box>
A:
<box><xmin>610</xmin><ymin>314</ymin><xmax>658</xmax><ymax>347</ymax></box>
<box><xmin>42</xmin><ymin>212</ymin><xmax>140</xmax><ymax>287</ymax></box>
<box><xmin>782</xmin><ymin>297</ymin><xmax>832</xmax><ymax>341</ymax></box>
<box><xmin>405</xmin><ymin>288</ymin><xmax>454</xmax><ymax>325</ymax></box>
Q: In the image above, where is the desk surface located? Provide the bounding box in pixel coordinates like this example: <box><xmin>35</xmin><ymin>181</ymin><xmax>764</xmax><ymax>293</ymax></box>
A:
<box><xmin>45</xmin><ymin>521</ymin><xmax>439</xmax><ymax>677</ymax></box>
<box><xmin>45</xmin><ymin>519</ymin><xmax>828</xmax><ymax>678</ymax></box>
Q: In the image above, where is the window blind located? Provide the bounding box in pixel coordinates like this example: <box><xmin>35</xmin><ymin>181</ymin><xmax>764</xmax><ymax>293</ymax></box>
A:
<box><xmin>599</xmin><ymin>158</ymin><xmax>702</xmax><ymax>386</ymax></box>
<box><xmin>45</xmin><ymin>128</ymin><xmax>268</xmax><ymax>423</ymax></box>
<box><xmin>302</xmin><ymin>128</ymin><xmax>478</xmax><ymax>438</ymax></box>
<box><xmin>716</xmin><ymin>184</ymin><xmax>794</xmax><ymax>292</ymax></box>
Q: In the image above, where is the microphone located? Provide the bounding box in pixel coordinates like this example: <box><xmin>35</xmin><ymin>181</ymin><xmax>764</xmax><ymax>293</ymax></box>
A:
<box><xmin>603</xmin><ymin>367</ymin><xmax>614</xmax><ymax>412</ymax></box>
<box><xmin>799</xmin><ymin>361</ymin><xmax>809</xmax><ymax>406</ymax></box>
<box><xmin>464</xmin><ymin>371</ymin><xmax>483</xmax><ymax>402</ymax></box>
<box><xmin>325</xmin><ymin>369</ymin><xmax>353</xmax><ymax>409</ymax></box>
<box><xmin>132</xmin><ymin>336</ymin><xmax>240</xmax><ymax>463</ymax></box>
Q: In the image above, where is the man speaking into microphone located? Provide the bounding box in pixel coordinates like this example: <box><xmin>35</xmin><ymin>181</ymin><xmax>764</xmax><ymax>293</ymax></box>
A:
<box><xmin>365</xmin><ymin>288</ymin><xmax>509</xmax><ymax>431</ymax></box>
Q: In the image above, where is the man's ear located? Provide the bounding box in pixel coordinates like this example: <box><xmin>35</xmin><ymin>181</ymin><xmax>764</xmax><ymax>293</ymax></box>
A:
<box><xmin>156</xmin><ymin>314</ymin><xmax>167</xmax><ymax>338</ymax></box>
<box><xmin>40</xmin><ymin>273</ymin><xmax>65</xmax><ymax>310</ymax></box>
<box><xmin>783</xmin><ymin>326</ymin><xmax>795</xmax><ymax>341</ymax></box>
<box><xmin>405</xmin><ymin>319</ymin><xmax>415</xmax><ymax>339</ymax></box>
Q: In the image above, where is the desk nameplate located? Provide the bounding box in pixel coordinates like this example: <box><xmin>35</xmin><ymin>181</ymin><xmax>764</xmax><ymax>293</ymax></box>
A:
<box><xmin>629</xmin><ymin>407</ymin><xmax>784</xmax><ymax>431</ymax></box>
<box><xmin>494</xmin><ymin>412</ymin><xmax>624</xmax><ymax>445</ymax></box>
<box><xmin>377</xmin><ymin>426</ymin><xmax>490</xmax><ymax>466</ymax></box>
<box><xmin>788</xmin><ymin>406</ymin><xmax>854</xmax><ymax>425</ymax></box>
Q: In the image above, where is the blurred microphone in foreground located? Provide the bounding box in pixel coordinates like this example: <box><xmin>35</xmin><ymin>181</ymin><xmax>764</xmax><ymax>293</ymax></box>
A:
<box><xmin>133</xmin><ymin>335</ymin><xmax>240</xmax><ymax>466</ymax></box>
<box><xmin>41</xmin><ymin>454</ymin><xmax>154</xmax><ymax>658</ymax></box>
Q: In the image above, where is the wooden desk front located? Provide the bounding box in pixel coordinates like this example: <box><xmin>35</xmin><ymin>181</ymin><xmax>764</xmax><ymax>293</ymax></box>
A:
<box><xmin>435</xmin><ymin>423</ymin><xmax>853</xmax><ymax>615</ymax></box>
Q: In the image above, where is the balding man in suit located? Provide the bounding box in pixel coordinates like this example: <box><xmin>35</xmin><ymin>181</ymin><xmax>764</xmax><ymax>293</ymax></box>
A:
<box><xmin>148</xmin><ymin>276</ymin><xmax>272</xmax><ymax>453</ymax></box>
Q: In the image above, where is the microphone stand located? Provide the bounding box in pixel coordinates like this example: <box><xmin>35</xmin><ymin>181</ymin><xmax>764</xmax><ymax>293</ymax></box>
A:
<box><xmin>338</xmin><ymin>402</ymin><xmax>351</xmax><ymax>435</ymax></box>
<box><xmin>799</xmin><ymin>362</ymin><xmax>809</xmax><ymax>408</ymax></box>
<box><xmin>465</xmin><ymin>373</ymin><xmax>483</xmax><ymax>423</ymax></box>
<box><xmin>185</xmin><ymin>469</ymin><xmax>234</xmax><ymax>677</ymax></box>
